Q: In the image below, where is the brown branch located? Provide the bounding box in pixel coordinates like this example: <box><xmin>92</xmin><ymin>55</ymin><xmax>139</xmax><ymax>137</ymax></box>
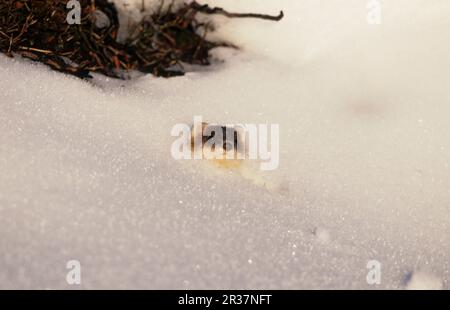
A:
<box><xmin>190</xmin><ymin>2</ymin><xmax>284</xmax><ymax>21</ymax></box>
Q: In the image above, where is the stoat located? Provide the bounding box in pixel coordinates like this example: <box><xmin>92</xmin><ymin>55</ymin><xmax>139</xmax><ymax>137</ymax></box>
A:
<box><xmin>189</xmin><ymin>122</ymin><xmax>287</xmax><ymax>192</ymax></box>
<box><xmin>190</xmin><ymin>122</ymin><xmax>244</xmax><ymax>169</ymax></box>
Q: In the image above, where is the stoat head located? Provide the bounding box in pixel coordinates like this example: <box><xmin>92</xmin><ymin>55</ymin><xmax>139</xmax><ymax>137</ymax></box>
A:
<box><xmin>190</xmin><ymin>122</ymin><xmax>245</xmax><ymax>159</ymax></box>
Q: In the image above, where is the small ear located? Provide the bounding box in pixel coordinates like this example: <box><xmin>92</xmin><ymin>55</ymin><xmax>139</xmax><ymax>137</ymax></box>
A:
<box><xmin>233</xmin><ymin>125</ymin><xmax>245</xmax><ymax>141</ymax></box>
<box><xmin>233</xmin><ymin>123</ymin><xmax>245</xmax><ymax>132</ymax></box>
<box><xmin>191</xmin><ymin>122</ymin><xmax>210</xmax><ymax>149</ymax></box>
<box><xmin>191</xmin><ymin>122</ymin><xmax>208</xmax><ymax>135</ymax></box>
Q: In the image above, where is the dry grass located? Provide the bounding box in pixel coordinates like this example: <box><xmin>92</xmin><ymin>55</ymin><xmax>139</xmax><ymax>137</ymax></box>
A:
<box><xmin>0</xmin><ymin>0</ymin><xmax>282</xmax><ymax>79</ymax></box>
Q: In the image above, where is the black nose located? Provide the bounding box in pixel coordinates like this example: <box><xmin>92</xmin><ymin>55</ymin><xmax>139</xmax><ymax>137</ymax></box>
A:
<box><xmin>223</xmin><ymin>141</ymin><xmax>234</xmax><ymax>151</ymax></box>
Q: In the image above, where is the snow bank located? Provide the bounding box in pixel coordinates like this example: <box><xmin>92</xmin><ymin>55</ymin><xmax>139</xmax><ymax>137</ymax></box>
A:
<box><xmin>0</xmin><ymin>0</ymin><xmax>449</xmax><ymax>289</ymax></box>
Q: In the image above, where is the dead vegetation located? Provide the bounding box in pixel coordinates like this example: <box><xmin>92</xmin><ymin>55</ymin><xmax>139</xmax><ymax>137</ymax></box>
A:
<box><xmin>0</xmin><ymin>0</ymin><xmax>283</xmax><ymax>79</ymax></box>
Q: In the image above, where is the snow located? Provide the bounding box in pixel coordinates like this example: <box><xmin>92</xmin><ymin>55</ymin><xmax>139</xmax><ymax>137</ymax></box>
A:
<box><xmin>405</xmin><ymin>271</ymin><xmax>443</xmax><ymax>290</ymax></box>
<box><xmin>0</xmin><ymin>0</ymin><xmax>449</xmax><ymax>289</ymax></box>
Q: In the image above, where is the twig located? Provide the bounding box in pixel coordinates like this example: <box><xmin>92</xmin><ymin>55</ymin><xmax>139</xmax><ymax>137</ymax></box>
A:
<box><xmin>18</xmin><ymin>46</ymin><xmax>52</xmax><ymax>54</ymax></box>
<box><xmin>190</xmin><ymin>2</ymin><xmax>284</xmax><ymax>21</ymax></box>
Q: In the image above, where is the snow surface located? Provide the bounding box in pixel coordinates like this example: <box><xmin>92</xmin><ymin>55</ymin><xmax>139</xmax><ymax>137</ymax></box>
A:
<box><xmin>0</xmin><ymin>0</ymin><xmax>449</xmax><ymax>289</ymax></box>
<box><xmin>405</xmin><ymin>271</ymin><xmax>443</xmax><ymax>290</ymax></box>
